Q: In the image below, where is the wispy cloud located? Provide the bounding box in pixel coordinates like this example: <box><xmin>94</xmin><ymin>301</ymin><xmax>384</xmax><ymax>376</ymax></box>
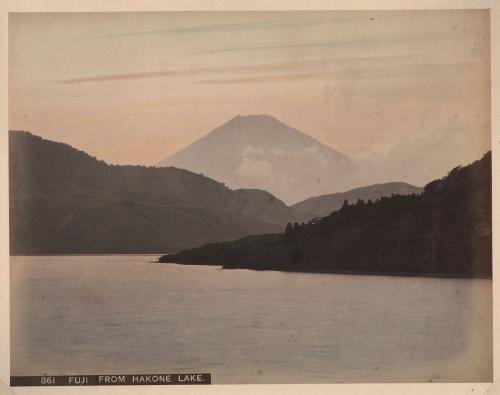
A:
<box><xmin>59</xmin><ymin>70</ymin><xmax>196</xmax><ymax>84</ymax></box>
<box><xmin>105</xmin><ymin>16</ymin><xmax>328</xmax><ymax>38</ymax></box>
<box><xmin>55</xmin><ymin>56</ymin><xmax>391</xmax><ymax>84</ymax></box>
<box><xmin>198</xmin><ymin>71</ymin><xmax>329</xmax><ymax>85</ymax></box>
<box><xmin>57</xmin><ymin>63</ymin><xmax>294</xmax><ymax>84</ymax></box>
<box><xmin>57</xmin><ymin>55</ymin><xmax>474</xmax><ymax>86</ymax></box>
<box><xmin>197</xmin><ymin>61</ymin><xmax>476</xmax><ymax>85</ymax></box>
<box><xmin>198</xmin><ymin>40</ymin><xmax>362</xmax><ymax>54</ymax></box>
<box><xmin>197</xmin><ymin>27</ymin><xmax>475</xmax><ymax>55</ymax></box>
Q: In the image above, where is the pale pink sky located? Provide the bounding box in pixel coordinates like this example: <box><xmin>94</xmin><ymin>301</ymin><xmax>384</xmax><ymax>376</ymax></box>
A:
<box><xmin>9</xmin><ymin>10</ymin><xmax>490</xmax><ymax>186</ymax></box>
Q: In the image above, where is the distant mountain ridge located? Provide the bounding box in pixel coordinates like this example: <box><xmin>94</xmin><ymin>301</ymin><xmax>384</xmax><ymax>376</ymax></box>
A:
<box><xmin>9</xmin><ymin>130</ymin><xmax>301</xmax><ymax>254</ymax></box>
<box><xmin>158</xmin><ymin>114</ymin><xmax>359</xmax><ymax>204</ymax></box>
<box><xmin>292</xmin><ymin>182</ymin><xmax>424</xmax><ymax>219</ymax></box>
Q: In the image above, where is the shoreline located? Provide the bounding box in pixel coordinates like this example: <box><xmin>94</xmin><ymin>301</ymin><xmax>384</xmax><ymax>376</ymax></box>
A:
<box><xmin>158</xmin><ymin>260</ymin><xmax>492</xmax><ymax>280</ymax></box>
<box><xmin>10</xmin><ymin>253</ymin><xmax>166</xmax><ymax>257</ymax></box>
<box><xmin>12</xmin><ymin>254</ymin><xmax>491</xmax><ymax>280</ymax></box>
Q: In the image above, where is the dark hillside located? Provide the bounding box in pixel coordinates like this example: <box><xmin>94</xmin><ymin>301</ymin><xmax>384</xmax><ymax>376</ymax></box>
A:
<box><xmin>9</xmin><ymin>131</ymin><xmax>300</xmax><ymax>254</ymax></box>
<box><xmin>161</xmin><ymin>152</ymin><xmax>491</xmax><ymax>278</ymax></box>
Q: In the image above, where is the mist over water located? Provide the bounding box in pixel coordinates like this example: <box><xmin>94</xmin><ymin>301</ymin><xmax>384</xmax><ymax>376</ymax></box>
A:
<box><xmin>10</xmin><ymin>255</ymin><xmax>492</xmax><ymax>383</ymax></box>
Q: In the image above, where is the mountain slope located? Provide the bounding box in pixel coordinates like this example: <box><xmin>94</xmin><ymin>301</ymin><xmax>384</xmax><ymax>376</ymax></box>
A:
<box><xmin>158</xmin><ymin>114</ymin><xmax>358</xmax><ymax>204</ymax></box>
<box><xmin>160</xmin><ymin>152</ymin><xmax>492</xmax><ymax>278</ymax></box>
<box><xmin>292</xmin><ymin>182</ymin><xmax>423</xmax><ymax>219</ymax></box>
<box><xmin>9</xmin><ymin>131</ymin><xmax>300</xmax><ymax>254</ymax></box>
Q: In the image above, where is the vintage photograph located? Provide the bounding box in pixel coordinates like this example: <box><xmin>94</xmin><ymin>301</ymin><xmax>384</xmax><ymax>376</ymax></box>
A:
<box><xmin>8</xmin><ymin>10</ymin><xmax>492</xmax><ymax>384</ymax></box>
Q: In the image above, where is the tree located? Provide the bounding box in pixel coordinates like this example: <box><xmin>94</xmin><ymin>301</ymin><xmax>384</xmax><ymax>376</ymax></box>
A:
<box><xmin>284</xmin><ymin>222</ymin><xmax>294</xmax><ymax>242</ymax></box>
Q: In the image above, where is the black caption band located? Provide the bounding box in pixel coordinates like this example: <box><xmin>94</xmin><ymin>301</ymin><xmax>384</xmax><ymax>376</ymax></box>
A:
<box><xmin>11</xmin><ymin>374</ymin><xmax>211</xmax><ymax>386</ymax></box>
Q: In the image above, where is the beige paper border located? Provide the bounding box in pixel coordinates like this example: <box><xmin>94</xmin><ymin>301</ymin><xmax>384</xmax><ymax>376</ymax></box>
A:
<box><xmin>0</xmin><ymin>1</ymin><xmax>498</xmax><ymax>394</ymax></box>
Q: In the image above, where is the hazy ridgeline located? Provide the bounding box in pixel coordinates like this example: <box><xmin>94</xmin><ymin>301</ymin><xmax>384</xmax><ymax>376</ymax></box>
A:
<box><xmin>161</xmin><ymin>152</ymin><xmax>492</xmax><ymax>278</ymax></box>
<box><xmin>292</xmin><ymin>182</ymin><xmax>423</xmax><ymax>219</ymax></box>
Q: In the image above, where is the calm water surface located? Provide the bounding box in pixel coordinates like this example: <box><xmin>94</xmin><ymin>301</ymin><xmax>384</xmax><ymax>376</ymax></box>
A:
<box><xmin>10</xmin><ymin>255</ymin><xmax>492</xmax><ymax>383</ymax></box>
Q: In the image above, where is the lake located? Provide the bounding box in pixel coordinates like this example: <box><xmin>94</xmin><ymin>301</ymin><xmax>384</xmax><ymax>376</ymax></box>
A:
<box><xmin>10</xmin><ymin>255</ymin><xmax>492</xmax><ymax>384</ymax></box>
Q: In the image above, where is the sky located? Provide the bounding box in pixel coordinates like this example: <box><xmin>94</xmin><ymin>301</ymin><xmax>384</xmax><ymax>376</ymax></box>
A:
<box><xmin>9</xmin><ymin>10</ymin><xmax>490</xmax><ymax>186</ymax></box>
